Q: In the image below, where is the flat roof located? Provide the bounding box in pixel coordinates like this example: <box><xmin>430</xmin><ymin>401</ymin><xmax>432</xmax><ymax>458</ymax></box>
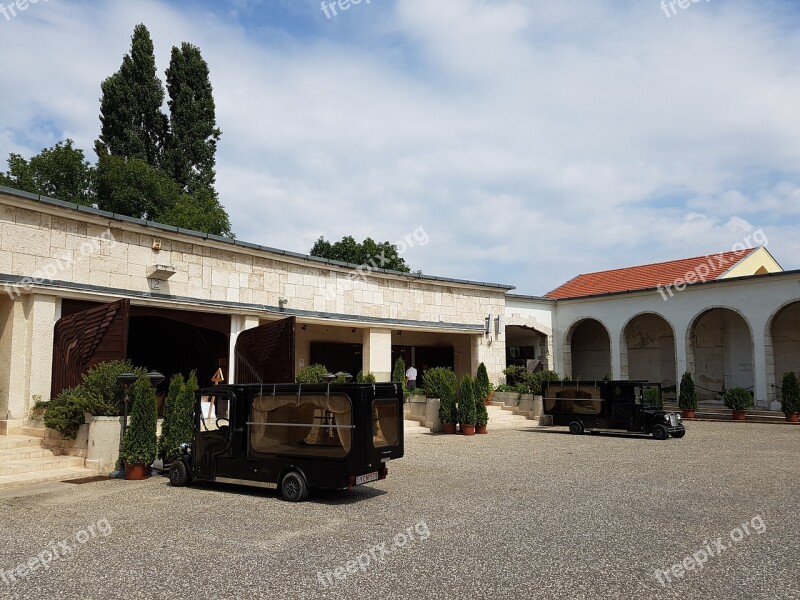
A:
<box><xmin>0</xmin><ymin>185</ymin><xmax>516</xmax><ymax>292</ymax></box>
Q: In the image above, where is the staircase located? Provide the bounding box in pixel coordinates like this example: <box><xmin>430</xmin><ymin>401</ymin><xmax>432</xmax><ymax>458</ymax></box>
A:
<box><xmin>663</xmin><ymin>402</ymin><xmax>796</xmax><ymax>424</ymax></box>
<box><xmin>486</xmin><ymin>404</ymin><xmax>536</xmax><ymax>429</ymax></box>
<box><xmin>0</xmin><ymin>431</ymin><xmax>97</xmax><ymax>490</ymax></box>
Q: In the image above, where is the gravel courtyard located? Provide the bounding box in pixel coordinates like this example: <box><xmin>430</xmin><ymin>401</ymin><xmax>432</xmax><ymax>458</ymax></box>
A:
<box><xmin>0</xmin><ymin>421</ymin><xmax>798</xmax><ymax>600</ymax></box>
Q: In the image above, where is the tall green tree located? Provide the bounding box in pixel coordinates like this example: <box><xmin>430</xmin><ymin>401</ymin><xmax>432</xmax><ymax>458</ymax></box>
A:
<box><xmin>95</xmin><ymin>24</ymin><xmax>168</xmax><ymax>169</ymax></box>
<box><xmin>160</xmin><ymin>187</ymin><xmax>233</xmax><ymax>237</ymax></box>
<box><xmin>0</xmin><ymin>139</ymin><xmax>95</xmax><ymax>205</ymax></box>
<box><xmin>165</xmin><ymin>42</ymin><xmax>222</xmax><ymax>195</ymax></box>
<box><xmin>94</xmin><ymin>154</ymin><xmax>181</xmax><ymax>220</ymax></box>
<box><xmin>310</xmin><ymin>236</ymin><xmax>411</xmax><ymax>272</ymax></box>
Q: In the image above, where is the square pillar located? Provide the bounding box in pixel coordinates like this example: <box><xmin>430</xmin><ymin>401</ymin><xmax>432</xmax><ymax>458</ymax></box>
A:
<box><xmin>362</xmin><ymin>328</ymin><xmax>392</xmax><ymax>382</ymax></box>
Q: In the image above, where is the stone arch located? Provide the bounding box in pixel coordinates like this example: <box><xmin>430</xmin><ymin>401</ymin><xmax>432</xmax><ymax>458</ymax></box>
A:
<box><xmin>563</xmin><ymin>318</ymin><xmax>611</xmax><ymax>381</ymax></box>
<box><xmin>620</xmin><ymin>312</ymin><xmax>677</xmax><ymax>393</ymax></box>
<box><xmin>765</xmin><ymin>300</ymin><xmax>800</xmax><ymax>404</ymax></box>
<box><xmin>505</xmin><ymin>315</ymin><xmax>552</xmax><ymax>372</ymax></box>
<box><xmin>686</xmin><ymin>306</ymin><xmax>754</xmax><ymax>402</ymax></box>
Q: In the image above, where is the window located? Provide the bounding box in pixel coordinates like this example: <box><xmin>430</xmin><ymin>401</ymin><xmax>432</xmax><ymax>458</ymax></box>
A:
<box><xmin>248</xmin><ymin>394</ymin><xmax>353</xmax><ymax>458</ymax></box>
<box><xmin>199</xmin><ymin>395</ymin><xmax>230</xmax><ymax>432</ymax></box>
<box><xmin>373</xmin><ymin>399</ymin><xmax>399</xmax><ymax>447</ymax></box>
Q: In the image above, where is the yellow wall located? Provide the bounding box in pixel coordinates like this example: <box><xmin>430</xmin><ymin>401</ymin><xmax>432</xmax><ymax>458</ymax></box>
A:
<box><xmin>722</xmin><ymin>247</ymin><xmax>782</xmax><ymax>279</ymax></box>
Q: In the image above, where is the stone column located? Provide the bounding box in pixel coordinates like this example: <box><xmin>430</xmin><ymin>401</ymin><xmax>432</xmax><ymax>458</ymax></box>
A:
<box><xmin>362</xmin><ymin>328</ymin><xmax>392</xmax><ymax>382</ymax></box>
<box><xmin>0</xmin><ymin>294</ymin><xmax>59</xmax><ymax>434</ymax></box>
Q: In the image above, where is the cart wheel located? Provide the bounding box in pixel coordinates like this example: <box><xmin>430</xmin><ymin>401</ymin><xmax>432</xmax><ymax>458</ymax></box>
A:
<box><xmin>652</xmin><ymin>424</ymin><xmax>669</xmax><ymax>440</ymax></box>
<box><xmin>281</xmin><ymin>471</ymin><xmax>309</xmax><ymax>502</ymax></box>
<box><xmin>169</xmin><ymin>460</ymin><xmax>191</xmax><ymax>487</ymax></box>
<box><xmin>670</xmin><ymin>430</ymin><xmax>686</xmax><ymax>438</ymax></box>
<box><xmin>568</xmin><ymin>421</ymin><xmax>584</xmax><ymax>435</ymax></box>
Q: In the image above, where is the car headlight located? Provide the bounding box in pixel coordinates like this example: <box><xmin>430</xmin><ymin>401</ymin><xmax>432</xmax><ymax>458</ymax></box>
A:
<box><xmin>663</xmin><ymin>414</ymin><xmax>671</xmax><ymax>421</ymax></box>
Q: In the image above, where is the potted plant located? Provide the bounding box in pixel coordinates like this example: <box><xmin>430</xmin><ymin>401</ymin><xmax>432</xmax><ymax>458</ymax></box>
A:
<box><xmin>678</xmin><ymin>371</ymin><xmax>698</xmax><ymax>418</ymax></box>
<box><xmin>722</xmin><ymin>387</ymin><xmax>753</xmax><ymax>420</ymax></box>
<box><xmin>458</xmin><ymin>375</ymin><xmax>477</xmax><ymax>436</ymax></box>
<box><xmin>781</xmin><ymin>372</ymin><xmax>800</xmax><ymax>422</ymax></box>
<box><xmin>475</xmin><ymin>378</ymin><xmax>489</xmax><ymax>434</ymax></box>
<box><xmin>476</xmin><ymin>363</ymin><xmax>492</xmax><ymax>406</ymax></box>
<box><xmin>425</xmin><ymin>367</ymin><xmax>458</xmax><ymax>433</ymax></box>
<box><xmin>121</xmin><ymin>372</ymin><xmax>158</xmax><ymax>480</ymax></box>
<box><xmin>158</xmin><ymin>371</ymin><xmax>198</xmax><ymax>465</ymax></box>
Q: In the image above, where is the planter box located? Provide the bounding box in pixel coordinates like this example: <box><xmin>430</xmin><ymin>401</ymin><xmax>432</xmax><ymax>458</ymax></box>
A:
<box><xmin>84</xmin><ymin>416</ymin><xmax>124</xmax><ymax>474</ymax></box>
<box><xmin>493</xmin><ymin>391</ymin><xmax>520</xmax><ymax>406</ymax></box>
<box><xmin>518</xmin><ymin>395</ymin><xmax>544</xmax><ymax>417</ymax></box>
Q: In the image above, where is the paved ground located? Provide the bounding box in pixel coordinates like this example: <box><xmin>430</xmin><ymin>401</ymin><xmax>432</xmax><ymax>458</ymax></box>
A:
<box><xmin>0</xmin><ymin>421</ymin><xmax>798</xmax><ymax>600</ymax></box>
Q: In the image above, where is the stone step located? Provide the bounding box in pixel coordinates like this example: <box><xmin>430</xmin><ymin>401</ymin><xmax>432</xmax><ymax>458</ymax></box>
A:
<box><xmin>663</xmin><ymin>403</ymin><xmax>795</xmax><ymax>424</ymax></box>
<box><xmin>21</xmin><ymin>427</ymin><xmax>46</xmax><ymax>438</ymax></box>
<box><xmin>0</xmin><ymin>435</ymin><xmax>42</xmax><ymax>450</ymax></box>
<box><xmin>0</xmin><ymin>455</ymin><xmax>85</xmax><ymax>476</ymax></box>
<box><xmin>0</xmin><ymin>446</ymin><xmax>55</xmax><ymax>463</ymax></box>
<box><xmin>0</xmin><ymin>467</ymin><xmax>97</xmax><ymax>490</ymax></box>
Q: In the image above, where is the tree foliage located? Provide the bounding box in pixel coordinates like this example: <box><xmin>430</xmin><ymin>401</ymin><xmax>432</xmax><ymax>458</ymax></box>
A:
<box><xmin>94</xmin><ymin>154</ymin><xmax>181</xmax><ymax>220</ymax></box>
<box><xmin>165</xmin><ymin>42</ymin><xmax>222</xmax><ymax>195</ymax></box>
<box><xmin>781</xmin><ymin>371</ymin><xmax>800</xmax><ymax>414</ymax></box>
<box><xmin>423</xmin><ymin>367</ymin><xmax>457</xmax><ymax>424</ymax></box>
<box><xmin>457</xmin><ymin>375</ymin><xmax>477</xmax><ymax>426</ymax></box>
<box><xmin>158</xmin><ymin>371</ymin><xmax>198</xmax><ymax>462</ymax></box>
<box><xmin>160</xmin><ymin>187</ymin><xmax>233</xmax><ymax>237</ymax></box>
<box><xmin>0</xmin><ymin>140</ymin><xmax>95</xmax><ymax>205</ymax></box>
<box><xmin>121</xmin><ymin>372</ymin><xmax>158</xmax><ymax>465</ymax></box>
<box><xmin>95</xmin><ymin>24</ymin><xmax>168</xmax><ymax>168</ymax></box>
<box><xmin>678</xmin><ymin>371</ymin><xmax>698</xmax><ymax>411</ymax></box>
<box><xmin>310</xmin><ymin>235</ymin><xmax>411</xmax><ymax>272</ymax></box>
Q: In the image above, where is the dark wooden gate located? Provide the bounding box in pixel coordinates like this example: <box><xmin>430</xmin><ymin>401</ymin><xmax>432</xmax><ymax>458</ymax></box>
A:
<box><xmin>234</xmin><ymin>317</ymin><xmax>296</xmax><ymax>384</ymax></box>
<box><xmin>51</xmin><ymin>299</ymin><xmax>130</xmax><ymax>399</ymax></box>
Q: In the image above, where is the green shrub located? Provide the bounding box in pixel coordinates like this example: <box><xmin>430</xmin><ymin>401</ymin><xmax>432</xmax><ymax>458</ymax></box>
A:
<box><xmin>80</xmin><ymin>360</ymin><xmax>136</xmax><ymax>415</ymax></box>
<box><xmin>424</xmin><ymin>367</ymin><xmax>457</xmax><ymax>423</ymax></box>
<box><xmin>295</xmin><ymin>364</ymin><xmax>328</xmax><ymax>383</ymax></box>
<box><xmin>678</xmin><ymin>372</ymin><xmax>698</xmax><ymax>411</ymax></box>
<box><xmin>121</xmin><ymin>373</ymin><xmax>158</xmax><ymax>465</ymax></box>
<box><xmin>457</xmin><ymin>375</ymin><xmax>477</xmax><ymax>426</ymax></box>
<box><xmin>643</xmin><ymin>387</ymin><xmax>663</xmax><ymax>408</ymax></box>
<box><xmin>528</xmin><ymin>370</ymin><xmax>560</xmax><ymax>395</ymax></box>
<box><xmin>781</xmin><ymin>372</ymin><xmax>800</xmax><ymax>414</ymax></box>
<box><xmin>475</xmin><ymin>379</ymin><xmax>488</xmax><ymax>427</ymax></box>
<box><xmin>495</xmin><ymin>384</ymin><xmax>518</xmax><ymax>393</ymax></box>
<box><xmin>476</xmin><ymin>363</ymin><xmax>491</xmax><ymax>402</ymax></box>
<box><xmin>158</xmin><ymin>372</ymin><xmax>198</xmax><ymax>462</ymax></box>
<box><xmin>723</xmin><ymin>387</ymin><xmax>753</xmax><ymax>411</ymax></box>
<box><xmin>410</xmin><ymin>387</ymin><xmax>426</xmax><ymax>396</ymax></box>
<box><xmin>356</xmin><ymin>371</ymin><xmax>376</xmax><ymax>383</ymax></box>
<box><xmin>42</xmin><ymin>387</ymin><xmax>90</xmax><ymax>440</ymax></box>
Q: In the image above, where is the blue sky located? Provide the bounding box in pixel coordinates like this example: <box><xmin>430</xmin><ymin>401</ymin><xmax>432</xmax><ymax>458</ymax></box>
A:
<box><xmin>1</xmin><ymin>0</ymin><xmax>799</xmax><ymax>295</ymax></box>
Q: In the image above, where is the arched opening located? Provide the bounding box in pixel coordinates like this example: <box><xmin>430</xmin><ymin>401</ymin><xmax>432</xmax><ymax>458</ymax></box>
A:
<box><xmin>566</xmin><ymin>319</ymin><xmax>610</xmax><ymax>381</ymax></box>
<box><xmin>688</xmin><ymin>308</ymin><xmax>754</xmax><ymax>402</ymax></box>
<box><xmin>768</xmin><ymin>301</ymin><xmax>800</xmax><ymax>403</ymax></box>
<box><xmin>622</xmin><ymin>313</ymin><xmax>676</xmax><ymax>394</ymax></box>
<box><xmin>505</xmin><ymin>324</ymin><xmax>549</xmax><ymax>373</ymax></box>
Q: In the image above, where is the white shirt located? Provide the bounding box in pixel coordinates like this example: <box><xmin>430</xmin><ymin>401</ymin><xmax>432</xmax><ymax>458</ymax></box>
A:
<box><xmin>406</xmin><ymin>366</ymin><xmax>418</xmax><ymax>380</ymax></box>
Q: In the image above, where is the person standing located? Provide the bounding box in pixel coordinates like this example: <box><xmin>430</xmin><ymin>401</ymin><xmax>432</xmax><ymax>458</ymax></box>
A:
<box><xmin>405</xmin><ymin>364</ymin><xmax>418</xmax><ymax>391</ymax></box>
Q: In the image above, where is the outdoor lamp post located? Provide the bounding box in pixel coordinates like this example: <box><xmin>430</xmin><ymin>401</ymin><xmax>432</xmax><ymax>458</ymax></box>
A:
<box><xmin>117</xmin><ymin>372</ymin><xmax>139</xmax><ymax>440</ymax></box>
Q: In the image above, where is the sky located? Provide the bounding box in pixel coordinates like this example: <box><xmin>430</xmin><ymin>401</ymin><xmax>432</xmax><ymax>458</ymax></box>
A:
<box><xmin>1</xmin><ymin>0</ymin><xmax>799</xmax><ymax>296</ymax></box>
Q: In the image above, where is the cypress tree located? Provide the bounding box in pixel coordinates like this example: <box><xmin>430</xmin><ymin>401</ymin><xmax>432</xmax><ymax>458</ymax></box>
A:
<box><xmin>165</xmin><ymin>42</ymin><xmax>222</xmax><ymax>195</ymax></box>
<box><xmin>121</xmin><ymin>373</ymin><xmax>158</xmax><ymax>466</ymax></box>
<box><xmin>95</xmin><ymin>24</ymin><xmax>168</xmax><ymax>169</ymax></box>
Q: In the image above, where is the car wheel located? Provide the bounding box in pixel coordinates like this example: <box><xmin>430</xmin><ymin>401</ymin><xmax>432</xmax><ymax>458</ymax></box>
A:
<box><xmin>670</xmin><ymin>429</ymin><xmax>686</xmax><ymax>438</ymax></box>
<box><xmin>168</xmin><ymin>460</ymin><xmax>191</xmax><ymax>487</ymax></box>
<box><xmin>568</xmin><ymin>421</ymin><xmax>584</xmax><ymax>435</ymax></box>
<box><xmin>281</xmin><ymin>471</ymin><xmax>309</xmax><ymax>502</ymax></box>
<box><xmin>652</xmin><ymin>424</ymin><xmax>669</xmax><ymax>440</ymax></box>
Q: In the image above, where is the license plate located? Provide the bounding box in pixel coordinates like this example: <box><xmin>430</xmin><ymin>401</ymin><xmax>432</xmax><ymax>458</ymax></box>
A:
<box><xmin>356</xmin><ymin>471</ymin><xmax>379</xmax><ymax>485</ymax></box>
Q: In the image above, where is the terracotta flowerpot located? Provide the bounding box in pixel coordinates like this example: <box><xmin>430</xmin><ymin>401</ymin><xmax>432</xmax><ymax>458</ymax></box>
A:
<box><xmin>786</xmin><ymin>412</ymin><xmax>800</xmax><ymax>423</ymax></box>
<box><xmin>476</xmin><ymin>424</ymin><xmax>487</xmax><ymax>434</ymax></box>
<box><xmin>732</xmin><ymin>410</ymin><xmax>746</xmax><ymax>421</ymax></box>
<box><xmin>681</xmin><ymin>410</ymin><xmax>695</xmax><ymax>419</ymax></box>
<box><xmin>461</xmin><ymin>424</ymin><xmax>476</xmax><ymax>436</ymax></box>
<box><xmin>442</xmin><ymin>422</ymin><xmax>457</xmax><ymax>434</ymax></box>
<box><xmin>125</xmin><ymin>463</ymin><xmax>150</xmax><ymax>480</ymax></box>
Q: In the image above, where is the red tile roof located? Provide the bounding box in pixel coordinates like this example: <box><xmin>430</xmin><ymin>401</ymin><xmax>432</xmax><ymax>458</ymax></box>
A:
<box><xmin>545</xmin><ymin>248</ymin><xmax>758</xmax><ymax>299</ymax></box>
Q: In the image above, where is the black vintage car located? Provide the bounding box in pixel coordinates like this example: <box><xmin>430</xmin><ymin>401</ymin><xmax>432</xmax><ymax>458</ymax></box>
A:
<box><xmin>542</xmin><ymin>380</ymin><xmax>685</xmax><ymax>439</ymax></box>
<box><xmin>168</xmin><ymin>382</ymin><xmax>404</xmax><ymax>501</ymax></box>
